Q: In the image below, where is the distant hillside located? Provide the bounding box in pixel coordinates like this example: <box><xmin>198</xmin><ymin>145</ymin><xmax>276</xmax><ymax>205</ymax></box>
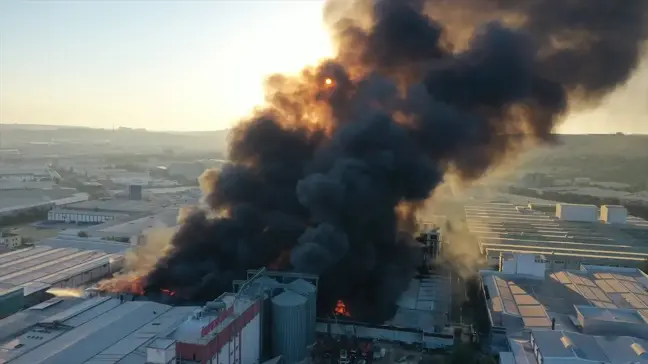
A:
<box><xmin>519</xmin><ymin>134</ymin><xmax>648</xmax><ymax>189</ymax></box>
<box><xmin>548</xmin><ymin>134</ymin><xmax>648</xmax><ymax>157</ymax></box>
<box><xmin>0</xmin><ymin>124</ymin><xmax>230</xmax><ymax>153</ymax></box>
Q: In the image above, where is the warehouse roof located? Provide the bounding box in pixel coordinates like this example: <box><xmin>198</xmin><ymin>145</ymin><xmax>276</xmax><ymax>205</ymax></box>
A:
<box><xmin>87</xmin><ymin>209</ymin><xmax>179</xmax><ymax>236</ymax></box>
<box><xmin>482</xmin><ymin>265</ymin><xmax>648</xmax><ymax>336</ymax></box>
<box><xmin>388</xmin><ymin>274</ymin><xmax>451</xmax><ymax>332</ymax></box>
<box><xmin>0</xmin><ymin>296</ymin><xmax>83</xmax><ymax>342</ymax></box>
<box><xmin>529</xmin><ymin>329</ymin><xmax>648</xmax><ymax>364</ymax></box>
<box><xmin>466</xmin><ymin>202</ymin><xmax>648</xmax><ymax>262</ymax></box>
<box><xmin>0</xmin><ymin>245</ymin><xmax>123</xmax><ymax>294</ymax></box>
<box><xmin>63</xmin><ymin>200</ymin><xmax>163</xmax><ymax>214</ymax></box>
<box><xmin>0</xmin><ymin>297</ymin><xmax>196</xmax><ymax>364</ymax></box>
<box><xmin>40</xmin><ymin>235</ymin><xmax>131</xmax><ymax>254</ymax></box>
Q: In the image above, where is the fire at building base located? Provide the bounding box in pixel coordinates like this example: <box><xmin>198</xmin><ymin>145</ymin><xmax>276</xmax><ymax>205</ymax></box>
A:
<box><xmin>0</xmin><ymin>229</ymin><xmax>456</xmax><ymax>364</ymax></box>
<box><xmin>79</xmin><ymin>228</ymin><xmax>455</xmax><ymax>364</ymax></box>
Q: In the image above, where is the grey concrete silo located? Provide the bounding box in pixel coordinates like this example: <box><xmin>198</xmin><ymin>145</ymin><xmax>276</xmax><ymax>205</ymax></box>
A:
<box><xmin>271</xmin><ymin>289</ymin><xmax>308</xmax><ymax>364</ymax></box>
<box><xmin>286</xmin><ymin>278</ymin><xmax>317</xmax><ymax>345</ymax></box>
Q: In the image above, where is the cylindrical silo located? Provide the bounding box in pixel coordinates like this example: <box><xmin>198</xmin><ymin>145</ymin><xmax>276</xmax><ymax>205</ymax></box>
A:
<box><xmin>271</xmin><ymin>289</ymin><xmax>308</xmax><ymax>363</ymax></box>
<box><xmin>286</xmin><ymin>278</ymin><xmax>316</xmax><ymax>346</ymax></box>
<box><xmin>246</xmin><ymin>276</ymin><xmax>284</xmax><ymax>361</ymax></box>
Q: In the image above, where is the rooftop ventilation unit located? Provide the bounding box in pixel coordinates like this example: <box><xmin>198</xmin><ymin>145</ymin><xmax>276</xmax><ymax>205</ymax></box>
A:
<box><xmin>560</xmin><ymin>335</ymin><xmax>575</xmax><ymax>349</ymax></box>
<box><xmin>632</xmin><ymin>343</ymin><xmax>647</xmax><ymax>357</ymax></box>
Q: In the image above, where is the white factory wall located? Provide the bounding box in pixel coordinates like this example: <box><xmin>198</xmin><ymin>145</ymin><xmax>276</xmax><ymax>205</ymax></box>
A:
<box><xmin>0</xmin><ymin>235</ymin><xmax>21</xmax><ymax>249</ymax></box>
<box><xmin>600</xmin><ymin>205</ymin><xmax>628</xmax><ymax>224</ymax></box>
<box><xmin>500</xmin><ymin>254</ymin><xmax>546</xmax><ymax>278</ymax></box>
<box><xmin>484</xmin><ymin>248</ymin><xmax>644</xmax><ymax>272</ymax></box>
<box><xmin>555</xmin><ymin>204</ymin><xmax>598</xmax><ymax>222</ymax></box>
<box><xmin>48</xmin><ymin>210</ymin><xmax>119</xmax><ymax>224</ymax></box>
<box><xmin>213</xmin><ymin>311</ymin><xmax>261</xmax><ymax>364</ymax></box>
<box><xmin>316</xmin><ymin>322</ymin><xmax>454</xmax><ymax>349</ymax></box>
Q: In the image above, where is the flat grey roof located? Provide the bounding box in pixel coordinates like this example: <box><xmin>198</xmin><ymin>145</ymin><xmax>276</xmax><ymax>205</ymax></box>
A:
<box><xmin>482</xmin><ymin>265</ymin><xmax>648</xmax><ymax>335</ymax></box>
<box><xmin>387</xmin><ymin>275</ymin><xmax>451</xmax><ymax>332</ymax></box>
<box><xmin>89</xmin><ymin>210</ymin><xmax>178</xmax><ymax>236</ymax></box>
<box><xmin>0</xmin><ymin>298</ymin><xmax>195</xmax><ymax>364</ymax></box>
<box><xmin>63</xmin><ymin>200</ymin><xmax>163</xmax><ymax>214</ymax></box>
<box><xmin>39</xmin><ymin>236</ymin><xmax>131</xmax><ymax>254</ymax></box>
<box><xmin>466</xmin><ymin>202</ymin><xmax>648</xmax><ymax>261</ymax></box>
<box><xmin>0</xmin><ymin>245</ymin><xmax>123</xmax><ymax>293</ymax></box>
<box><xmin>531</xmin><ymin>329</ymin><xmax>648</xmax><ymax>364</ymax></box>
<box><xmin>0</xmin><ymin>297</ymin><xmax>83</xmax><ymax>342</ymax></box>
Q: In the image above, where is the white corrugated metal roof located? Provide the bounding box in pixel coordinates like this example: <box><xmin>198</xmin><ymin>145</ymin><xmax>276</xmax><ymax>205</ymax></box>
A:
<box><xmin>466</xmin><ymin>201</ymin><xmax>648</xmax><ymax>262</ymax></box>
<box><xmin>84</xmin><ymin>306</ymin><xmax>195</xmax><ymax>364</ymax></box>
<box><xmin>0</xmin><ymin>245</ymin><xmax>123</xmax><ymax>294</ymax></box>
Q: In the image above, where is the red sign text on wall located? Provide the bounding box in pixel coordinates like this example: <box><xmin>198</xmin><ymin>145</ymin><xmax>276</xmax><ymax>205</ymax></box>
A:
<box><xmin>201</xmin><ymin>305</ymin><xmax>234</xmax><ymax>337</ymax></box>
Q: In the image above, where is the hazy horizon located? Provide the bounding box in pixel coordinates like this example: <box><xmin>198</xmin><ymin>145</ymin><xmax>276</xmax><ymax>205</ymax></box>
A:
<box><xmin>1</xmin><ymin>0</ymin><xmax>647</xmax><ymax>134</ymax></box>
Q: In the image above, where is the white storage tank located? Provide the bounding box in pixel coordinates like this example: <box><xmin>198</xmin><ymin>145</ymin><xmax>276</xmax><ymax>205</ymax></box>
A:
<box><xmin>555</xmin><ymin>203</ymin><xmax>598</xmax><ymax>222</ymax></box>
<box><xmin>271</xmin><ymin>290</ymin><xmax>308</xmax><ymax>364</ymax></box>
<box><xmin>600</xmin><ymin>205</ymin><xmax>628</xmax><ymax>224</ymax></box>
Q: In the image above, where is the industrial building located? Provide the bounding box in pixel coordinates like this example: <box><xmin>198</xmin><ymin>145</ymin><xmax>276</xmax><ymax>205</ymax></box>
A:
<box><xmin>0</xmin><ymin>296</ymin><xmax>198</xmax><ymax>364</ymax></box>
<box><xmin>47</xmin><ymin>199</ymin><xmax>164</xmax><ymax>224</ymax></box>
<box><xmin>0</xmin><ymin>269</ymin><xmax>305</xmax><ymax>364</ymax></box>
<box><xmin>66</xmin><ymin>208</ymin><xmax>180</xmax><ymax>245</ymax></box>
<box><xmin>39</xmin><ymin>234</ymin><xmax>133</xmax><ymax>254</ymax></box>
<box><xmin>0</xmin><ymin>261</ymin><xmax>456</xmax><ymax>364</ymax></box>
<box><xmin>0</xmin><ymin>166</ymin><xmax>58</xmax><ymax>182</ymax></box>
<box><xmin>0</xmin><ymin>232</ymin><xmax>21</xmax><ymax>250</ymax></box>
<box><xmin>481</xmin><ymin>254</ymin><xmax>648</xmax><ymax>364</ymax></box>
<box><xmin>0</xmin><ymin>189</ymin><xmax>89</xmax><ymax>218</ymax></box>
<box><xmin>0</xmin><ymin>245</ymin><xmax>124</xmax><ymax>318</ymax></box>
<box><xmin>466</xmin><ymin>202</ymin><xmax>648</xmax><ymax>270</ymax></box>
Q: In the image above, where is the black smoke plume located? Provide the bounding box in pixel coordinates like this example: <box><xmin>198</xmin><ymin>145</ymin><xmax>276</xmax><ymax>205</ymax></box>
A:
<box><xmin>121</xmin><ymin>0</ymin><xmax>647</xmax><ymax>321</ymax></box>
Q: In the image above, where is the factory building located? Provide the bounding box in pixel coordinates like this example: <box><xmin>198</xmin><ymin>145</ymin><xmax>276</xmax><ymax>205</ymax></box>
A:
<box><xmin>0</xmin><ymin>167</ymin><xmax>57</xmax><ymax>182</ymax></box>
<box><xmin>316</xmin><ymin>274</ymin><xmax>455</xmax><ymax>350</ymax></box>
<box><xmin>0</xmin><ymin>245</ymin><xmax>124</xmax><ymax>318</ymax></box>
<box><xmin>480</xmin><ymin>254</ymin><xmax>648</xmax><ymax>364</ymax></box>
<box><xmin>232</xmin><ymin>270</ymin><xmax>320</xmax><ymax>363</ymax></box>
<box><xmin>0</xmin><ymin>190</ymin><xmax>89</xmax><ymax>218</ymax></box>
<box><xmin>76</xmin><ymin>208</ymin><xmax>180</xmax><ymax>245</ymax></box>
<box><xmin>466</xmin><ymin>202</ymin><xmax>648</xmax><ymax>270</ymax></box>
<box><xmin>0</xmin><ymin>296</ymin><xmax>197</xmax><ymax>364</ymax></box>
<box><xmin>172</xmin><ymin>292</ymin><xmax>263</xmax><ymax>364</ymax></box>
<box><xmin>0</xmin><ymin>232</ymin><xmax>21</xmax><ymax>250</ymax></box>
<box><xmin>0</xmin><ymin>271</ymin><xmax>278</xmax><ymax>364</ymax></box>
<box><xmin>47</xmin><ymin>199</ymin><xmax>163</xmax><ymax>224</ymax></box>
<box><xmin>0</xmin><ymin>262</ymin><xmax>456</xmax><ymax>364</ymax></box>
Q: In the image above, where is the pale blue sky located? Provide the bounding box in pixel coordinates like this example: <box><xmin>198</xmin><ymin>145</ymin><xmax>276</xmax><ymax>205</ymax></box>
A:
<box><xmin>0</xmin><ymin>0</ymin><xmax>646</xmax><ymax>133</ymax></box>
<box><xmin>0</xmin><ymin>0</ymin><xmax>332</xmax><ymax>131</ymax></box>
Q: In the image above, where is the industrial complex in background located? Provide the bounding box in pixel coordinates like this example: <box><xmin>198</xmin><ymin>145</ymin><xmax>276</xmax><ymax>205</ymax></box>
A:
<box><xmin>467</xmin><ymin>201</ymin><xmax>648</xmax><ymax>270</ymax></box>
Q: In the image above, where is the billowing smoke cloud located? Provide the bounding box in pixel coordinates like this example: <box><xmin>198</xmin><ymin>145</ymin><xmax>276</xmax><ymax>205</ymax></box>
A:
<box><xmin>111</xmin><ymin>0</ymin><xmax>647</xmax><ymax>321</ymax></box>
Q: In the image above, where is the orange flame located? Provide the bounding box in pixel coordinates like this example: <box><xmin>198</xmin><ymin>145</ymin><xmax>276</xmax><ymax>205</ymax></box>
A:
<box><xmin>268</xmin><ymin>250</ymin><xmax>291</xmax><ymax>270</ymax></box>
<box><xmin>161</xmin><ymin>288</ymin><xmax>176</xmax><ymax>296</ymax></box>
<box><xmin>97</xmin><ymin>275</ymin><xmax>145</xmax><ymax>296</ymax></box>
<box><xmin>334</xmin><ymin>300</ymin><xmax>351</xmax><ymax>317</ymax></box>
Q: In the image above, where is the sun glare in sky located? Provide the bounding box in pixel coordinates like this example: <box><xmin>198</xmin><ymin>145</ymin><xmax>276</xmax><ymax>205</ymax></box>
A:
<box><xmin>0</xmin><ymin>0</ymin><xmax>646</xmax><ymax>133</ymax></box>
<box><xmin>0</xmin><ymin>1</ymin><xmax>333</xmax><ymax>131</ymax></box>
